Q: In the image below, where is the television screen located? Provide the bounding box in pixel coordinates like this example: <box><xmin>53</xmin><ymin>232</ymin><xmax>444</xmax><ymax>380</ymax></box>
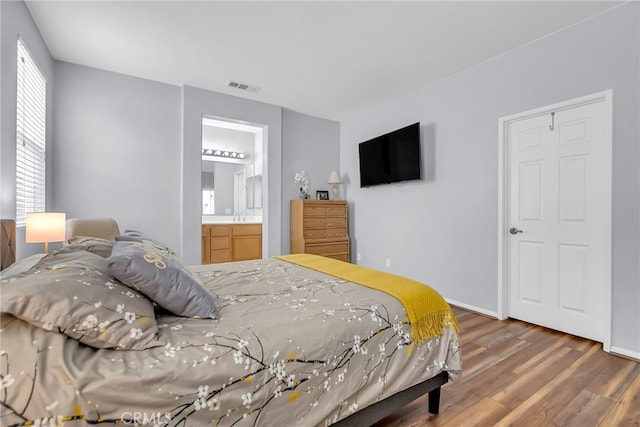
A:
<box><xmin>358</xmin><ymin>122</ymin><xmax>421</xmax><ymax>187</ymax></box>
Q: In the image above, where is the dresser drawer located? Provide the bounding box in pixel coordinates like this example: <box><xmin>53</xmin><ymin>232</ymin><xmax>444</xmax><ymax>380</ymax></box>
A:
<box><xmin>303</xmin><ymin>206</ymin><xmax>326</xmax><ymax>217</ymax></box>
<box><xmin>326</xmin><ymin>227</ymin><xmax>346</xmax><ymax>238</ymax></box>
<box><xmin>304</xmin><ymin>216</ymin><xmax>326</xmax><ymax>228</ymax></box>
<box><xmin>303</xmin><ymin>228</ymin><xmax>326</xmax><ymax>239</ymax></box>
<box><xmin>326</xmin><ymin>216</ymin><xmax>346</xmax><ymax>228</ymax></box>
<box><xmin>306</xmin><ymin>241</ymin><xmax>349</xmax><ymax>256</ymax></box>
<box><xmin>325</xmin><ymin>206</ymin><xmax>346</xmax><ymax>217</ymax></box>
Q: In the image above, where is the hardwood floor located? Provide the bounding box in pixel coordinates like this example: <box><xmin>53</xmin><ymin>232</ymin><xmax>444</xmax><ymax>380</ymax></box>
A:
<box><xmin>374</xmin><ymin>307</ymin><xmax>640</xmax><ymax>426</ymax></box>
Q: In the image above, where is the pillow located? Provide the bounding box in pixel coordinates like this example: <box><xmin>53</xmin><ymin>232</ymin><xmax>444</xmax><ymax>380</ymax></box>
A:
<box><xmin>65</xmin><ymin>235</ymin><xmax>115</xmax><ymax>258</ymax></box>
<box><xmin>122</xmin><ymin>229</ymin><xmax>146</xmax><ymax>238</ymax></box>
<box><xmin>0</xmin><ymin>250</ymin><xmax>165</xmax><ymax>350</ymax></box>
<box><xmin>115</xmin><ymin>235</ymin><xmax>143</xmax><ymax>242</ymax></box>
<box><xmin>108</xmin><ymin>240</ymin><xmax>218</xmax><ymax>318</ymax></box>
<box><xmin>123</xmin><ymin>229</ymin><xmax>178</xmax><ymax>260</ymax></box>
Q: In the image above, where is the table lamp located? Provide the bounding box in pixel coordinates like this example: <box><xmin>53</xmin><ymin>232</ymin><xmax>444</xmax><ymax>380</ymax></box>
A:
<box><xmin>328</xmin><ymin>171</ymin><xmax>343</xmax><ymax>200</ymax></box>
<box><xmin>26</xmin><ymin>212</ymin><xmax>66</xmax><ymax>253</ymax></box>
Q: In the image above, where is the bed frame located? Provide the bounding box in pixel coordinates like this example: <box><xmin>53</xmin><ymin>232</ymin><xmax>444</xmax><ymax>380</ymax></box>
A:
<box><xmin>335</xmin><ymin>371</ymin><xmax>448</xmax><ymax>426</ymax></box>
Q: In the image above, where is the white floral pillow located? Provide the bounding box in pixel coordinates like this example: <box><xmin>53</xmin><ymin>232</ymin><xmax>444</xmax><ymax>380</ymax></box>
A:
<box><xmin>0</xmin><ymin>249</ymin><xmax>165</xmax><ymax>350</ymax></box>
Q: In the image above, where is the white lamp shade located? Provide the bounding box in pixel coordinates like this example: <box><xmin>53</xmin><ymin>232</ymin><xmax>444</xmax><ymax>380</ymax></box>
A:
<box><xmin>328</xmin><ymin>171</ymin><xmax>343</xmax><ymax>184</ymax></box>
<box><xmin>26</xmin><ymin>212</ymin><xmax>66</xmax><ymax>243</ymax></box>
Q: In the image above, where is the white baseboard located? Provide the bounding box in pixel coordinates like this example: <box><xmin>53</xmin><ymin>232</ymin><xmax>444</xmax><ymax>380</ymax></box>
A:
<box><xmin>610</xmin><ymin>346</ymin><xmax>640</xmax><ymax>362</ymax></box>
<box><xmin>445</xmin><ymin>298</ymin><xmax>499</xmax><ymax>319</ymax></box>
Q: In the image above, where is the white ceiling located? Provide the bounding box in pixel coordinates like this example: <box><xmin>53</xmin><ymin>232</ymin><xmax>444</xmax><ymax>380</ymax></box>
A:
<box><xmin>25</xmin><ymin>1</ymin><xmax>622</xmax><ymax>121</ymax></box>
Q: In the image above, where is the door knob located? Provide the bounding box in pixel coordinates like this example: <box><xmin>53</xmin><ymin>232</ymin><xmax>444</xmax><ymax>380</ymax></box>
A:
<box><xmin>509</xmin><ymin>227</ymin><xmax>523</xmax><ymax>235</ymax></box>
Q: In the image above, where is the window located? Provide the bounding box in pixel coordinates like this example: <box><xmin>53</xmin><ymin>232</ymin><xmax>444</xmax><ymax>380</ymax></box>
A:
<box><xmin>16</xmin><ymin>39</ymin><xmax>47</xmax><ymax>227</ymax></box>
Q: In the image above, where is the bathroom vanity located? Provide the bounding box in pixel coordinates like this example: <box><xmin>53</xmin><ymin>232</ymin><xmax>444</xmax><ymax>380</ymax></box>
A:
<box><xmin>202</xmin><ymin>218</ymin><xmax>262</xmax><ymax>264</ymax></box>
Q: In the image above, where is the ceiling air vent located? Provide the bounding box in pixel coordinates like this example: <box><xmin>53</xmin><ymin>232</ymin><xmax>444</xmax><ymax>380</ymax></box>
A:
<box><xmin>228</xmin><ymin>80</ymin><xmax>261</xmax><ymax>93</ymax></box>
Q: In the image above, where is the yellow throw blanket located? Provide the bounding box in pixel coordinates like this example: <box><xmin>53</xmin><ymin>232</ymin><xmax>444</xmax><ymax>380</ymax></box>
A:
<box><xmin>275</xmin><ymin>254</ymin><xmax>459</xmax><ymax>344</ymax></box>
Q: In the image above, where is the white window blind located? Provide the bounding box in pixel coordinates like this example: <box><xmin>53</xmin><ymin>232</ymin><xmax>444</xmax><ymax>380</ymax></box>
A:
<box><xmin>16</xmin><ymin>38</ymin><xmax>47</xmax><ymax>227</ymax></box>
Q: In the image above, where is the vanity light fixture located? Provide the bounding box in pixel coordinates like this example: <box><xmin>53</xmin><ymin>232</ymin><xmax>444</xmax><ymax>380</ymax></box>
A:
<box><xmin>202</xmin><ymin>149</ymin><xmax>245</xmax><ymax>159</ymax></box>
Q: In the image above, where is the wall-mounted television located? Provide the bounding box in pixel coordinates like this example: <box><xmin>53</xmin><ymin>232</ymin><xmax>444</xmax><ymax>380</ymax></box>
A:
<box><xmin>358</xmin><ymin>122</ymin><xmax>421</xmax><ymax>187</ymax></box>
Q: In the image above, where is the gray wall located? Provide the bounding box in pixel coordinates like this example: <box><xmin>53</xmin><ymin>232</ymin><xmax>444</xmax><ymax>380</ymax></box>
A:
<box><xmin>0</xmin><ymin>2</ymin><xmax>2</xmax><ymax>212</ymax></box>
<box><xmin>282</xmin><ymin>109</ymin><xmax>340</xmax><ymax>253</ymax></box>
<box><xmin>52</xmin><ymin>61</ymin><xmax>182</xmax><ymax>250</ymax></box>
<box><xmin>0</xmin><ymin>0</ymin><xmax>55</xmax><ymax>258</ymax></box>
<box><xmin>48</xmin><ymin>64</ymin><xmax>339</xmax><ymax>265</ymax></box>
<box><xmin>340</xmin><ymin>3</ymin><xmax>639</xmax><ymax>354</ymax></box>
<box><xmin>181</xmin><ymin>85</ymin><xmax>284</xmax><ymax>264</ymax></box>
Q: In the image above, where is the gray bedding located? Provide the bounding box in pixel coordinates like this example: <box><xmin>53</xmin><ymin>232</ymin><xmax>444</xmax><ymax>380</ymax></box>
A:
<box><xmin>0</xmin><ymin>255</ymin><xmax>461</xmax><ymax>426</ymax></box>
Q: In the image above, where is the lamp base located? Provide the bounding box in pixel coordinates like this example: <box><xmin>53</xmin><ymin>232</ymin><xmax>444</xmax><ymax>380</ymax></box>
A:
<box><xmin>331</xmin><ymin>184</ymin><xmax>339</xmax><ymax>200</ymax></box>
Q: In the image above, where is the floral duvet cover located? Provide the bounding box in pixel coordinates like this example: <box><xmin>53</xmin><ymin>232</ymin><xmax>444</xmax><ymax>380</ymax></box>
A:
<box><xmin>0</xmin><ymin>257</ymin><xmax>461</xmax><ymax>426</ymax></box>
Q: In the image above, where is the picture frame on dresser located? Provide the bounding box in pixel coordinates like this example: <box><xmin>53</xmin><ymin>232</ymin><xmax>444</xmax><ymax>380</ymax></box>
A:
<box><xmin>316</xmin><ymin>190</ymin><xmax>329</xmax><ymax>200</ymax></box>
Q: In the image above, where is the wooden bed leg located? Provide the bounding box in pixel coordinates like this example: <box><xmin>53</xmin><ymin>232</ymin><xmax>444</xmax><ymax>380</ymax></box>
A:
<box><xmin>428</xmin><ymin>386</ymin><xmax>441</xmax><ymax>415</ymax></box>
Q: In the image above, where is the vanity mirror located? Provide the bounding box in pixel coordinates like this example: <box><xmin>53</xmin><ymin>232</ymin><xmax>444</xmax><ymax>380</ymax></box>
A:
<box><xmin>201</xmin><ymin>117</ymin><xmax>264</xmax><ymax>221</ymax></box>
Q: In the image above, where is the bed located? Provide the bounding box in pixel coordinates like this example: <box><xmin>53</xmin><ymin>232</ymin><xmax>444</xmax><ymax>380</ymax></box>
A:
<box><xmin>0</xmin><ymin>218</ymin><xmax>461</xmax><ymax>426</ymax></box>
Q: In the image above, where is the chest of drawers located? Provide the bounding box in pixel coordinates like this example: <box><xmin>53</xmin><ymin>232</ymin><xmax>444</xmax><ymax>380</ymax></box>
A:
<box><xmin>290</xmin><ymin>200</ymin><xmax>350</xmax><ymax>262</ymax></box>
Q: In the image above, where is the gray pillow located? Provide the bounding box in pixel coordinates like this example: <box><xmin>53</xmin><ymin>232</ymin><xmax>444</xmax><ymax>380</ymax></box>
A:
<box><xmin>123</xmin><ymin>229</ymin><xmax>178</xmax><ymax>260</ymax></box>
<box><xmin>108</xmin><ymin>241</ymin><xmax>218</xmax><ymax>318</ymax></box>
<box><xmin>0</xmin><ymin>250</ymin><xmax>165</xmax><ymax>350</ymax></box>
<box><xmin>115</xmin><ymin>235</ymin><xmax>143</xmax><ymax>242</ymax></box>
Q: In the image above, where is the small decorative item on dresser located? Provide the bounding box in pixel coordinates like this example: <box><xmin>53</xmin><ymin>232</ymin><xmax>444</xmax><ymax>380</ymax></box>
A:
<box><xmin>316</xmin><ymin>190</ymin><xmax>329</xmax><ymax>200</ymax></box>
<box><xmin>327</xmin><ymin>171</ymin><xmax>343</xmax><ymax>200</ymax></box>
<box><xmin>294</xmin><ymin>170</ymin><xmax>310</xmax><ymax>199</ymax></box>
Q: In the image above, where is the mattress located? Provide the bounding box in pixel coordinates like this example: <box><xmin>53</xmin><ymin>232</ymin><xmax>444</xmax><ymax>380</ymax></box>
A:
<box><xmin>0</xmin><ymin>250</ymin><xmax>461</xmax><ymax>426</ymax></box>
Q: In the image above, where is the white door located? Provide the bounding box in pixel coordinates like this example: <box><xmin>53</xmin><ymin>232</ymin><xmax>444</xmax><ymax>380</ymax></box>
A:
<box><xmin>506</xmin><ymin>98</ymin><xmax>611</xmax><ymax>342</ymax></box>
